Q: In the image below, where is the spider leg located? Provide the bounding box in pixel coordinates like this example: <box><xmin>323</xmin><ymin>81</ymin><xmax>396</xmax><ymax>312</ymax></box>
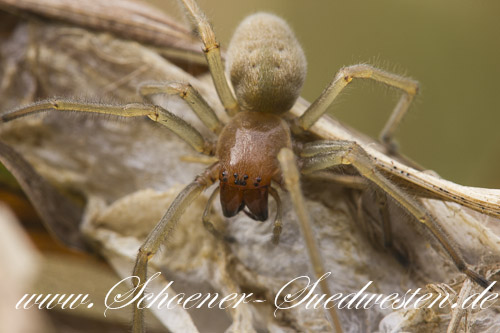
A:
<box><xmin>304</xmin><ymin>171</ymin><xmax>367</xmax><ymax>190</ymax></box>
<box><xmin>179</xmin><ymin>0</ymin><xmax>239</xmax><ymax>116</ymax></box>
<box><xmin>139</xmin><ymin>81</ymin><xmax>224</xmax><ymax>133</ymax></box>
<box><xmin>299</xmin><ymin>140</ymin><xmax>490</xmax><ymax>288</ymax></box>
<box><xmin>296</xmin><ymin>64</ymin><xmax>419</xmax><ymax>154</ymax></box>
<box><xmin>375</xmin><ymin>190</ymin><xmax>393</xmax><ymax>248</ymax></box>
<box><xmin>278</xmin><ymin>148</ymin><xmax>344</xmax><ymax>333</ymax></box>
<box><xmin>269</xmin><ymin>186</ymin><xmax>284</xmax><ymax>244</ymax></box>
<box><xmin>1</xmin><ymin>99</ymin><xmax>215</xmax><ymax>155</ymax></box>
<box><xmin>132</xmin><ymin>163</ymin><xmax>219</xmax><ymax>333</ymax></box>
<box><xmin>202</xmin><ymin>185</ymin><xmax>227</xmax><ymax>240</ymax></box>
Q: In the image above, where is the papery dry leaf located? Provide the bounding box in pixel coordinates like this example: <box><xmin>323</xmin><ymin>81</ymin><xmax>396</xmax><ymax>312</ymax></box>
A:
<box><xmin>0</xmin><ymin>0</ymin><xmax>205</xmax><ymax>64</ymax></box>
<box><xmin>0</xmin><ymin>141</ymin><xmax>86</xmax><ymax>250</ymax></box>
<box><xmin>0</xmin><ymin>204</ymin><xmax>46</xmax><ymax>333</ymax></box>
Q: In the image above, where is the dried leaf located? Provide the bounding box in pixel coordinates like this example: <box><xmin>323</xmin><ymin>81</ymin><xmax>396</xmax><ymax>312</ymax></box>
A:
<box><xmin>0</xmin><ymin>0</ymin><xmax>204</xmax><ymax>61</ymax></box>
<box><xmin>0</xmin><ymin>204</ymin><xmax>45</xmax><ymax>333</ymax></box>
<box><xmin>0</xmin><ymin>140</ymin><xmax>86</xmax><ymax>250</ymax></box>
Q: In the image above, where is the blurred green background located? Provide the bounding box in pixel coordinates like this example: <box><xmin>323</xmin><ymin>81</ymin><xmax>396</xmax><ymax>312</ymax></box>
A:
<box><xmin>151</xmin><ymin>0</ymin><xmax>500</xmax><ymax>188</ymax></box>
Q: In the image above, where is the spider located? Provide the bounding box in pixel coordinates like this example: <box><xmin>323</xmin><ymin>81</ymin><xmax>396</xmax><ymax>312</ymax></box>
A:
<box><xmin>1</xmin><ymin>0</ymin><xmax>493</xmax><ymax>332</ymax></box>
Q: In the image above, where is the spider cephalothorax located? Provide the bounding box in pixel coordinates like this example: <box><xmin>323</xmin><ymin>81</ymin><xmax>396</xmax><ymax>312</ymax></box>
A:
<box><xmin>217</xmin><ymin>111</ymin><xmax>292</xmax><ymax>220</ymax></box>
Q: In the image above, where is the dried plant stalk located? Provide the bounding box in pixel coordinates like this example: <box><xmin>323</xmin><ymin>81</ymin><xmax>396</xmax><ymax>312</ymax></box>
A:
<box><xmin>0</xmin><ymin>0</ymin><xmax>198</xmax><ymax>49</ymax></box>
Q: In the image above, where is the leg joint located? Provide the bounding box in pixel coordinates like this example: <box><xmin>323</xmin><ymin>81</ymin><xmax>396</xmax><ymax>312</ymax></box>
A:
<box><xmin>409</xmin><ymin>81</ymin><xmax>420</xmax><ymax>96</ymax></box>
<box><xmin>203</xmin><ymin>42</ymin><xmax>220</xmax><ymax>53</ymax></box>
<box><xmin>137</xmin><ymin>247</ymin><xmax>153</xmax><ymax>260</ymax></box>
<box><xmin>51</xmin><ymin>99</ymin><xmax>61</xmax><ymax>109</ymax></box>
<box><xmin>339</xmin><ymin>64</ymin><xmax>373</xmax><ymax>80</ymax></box>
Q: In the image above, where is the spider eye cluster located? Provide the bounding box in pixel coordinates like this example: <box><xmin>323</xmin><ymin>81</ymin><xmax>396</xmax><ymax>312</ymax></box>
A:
<box><xmin>226</xmin><ymin>13</ymin><xmax>307</xmax><ymax>114</ymax></box>
<box><xmin>221</xmin><ymin>171</ymin><xmax>263</xmax><ymax>187</ymax></box>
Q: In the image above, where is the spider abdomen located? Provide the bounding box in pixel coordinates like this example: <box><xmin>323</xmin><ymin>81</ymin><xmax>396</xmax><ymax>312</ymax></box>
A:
<box><xmin>226</xmin><ymin>13</ymin><xmax>307</xmax><ymax>114</ymax></box>
<box><xmin>216</xmin><ymin>111</ymin><xmax>292</xmax><ymax>220</ymax></box>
